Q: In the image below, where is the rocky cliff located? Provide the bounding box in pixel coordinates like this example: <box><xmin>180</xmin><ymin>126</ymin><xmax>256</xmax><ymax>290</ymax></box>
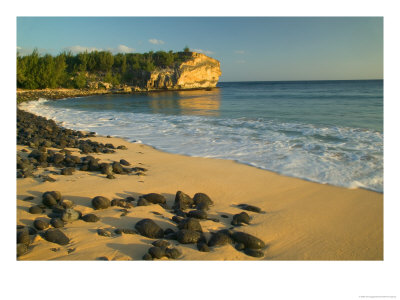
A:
<box><xmin>144</xmin><ymin>52</ymin><xmax>221</xmax><ymax>90</ymax></box>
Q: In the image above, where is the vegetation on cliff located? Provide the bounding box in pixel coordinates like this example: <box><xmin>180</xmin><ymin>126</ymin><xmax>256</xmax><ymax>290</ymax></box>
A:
<box><xmin>17</xmin><ymin>48</ymin><xmax>194</xmax><ymax>90</ymax></box>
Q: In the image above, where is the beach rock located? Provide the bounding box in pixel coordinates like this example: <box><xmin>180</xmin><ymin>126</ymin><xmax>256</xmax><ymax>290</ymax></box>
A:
<box><xmin>148</xmin><ymin>246</ymin><xmax>166</xmax><ymax>259</ymax></box>
<box><xmin>208</xmin><ymin>230</ymin><xmax>234</xmax><ymax>247</ymax></box>
<box><xmin>106</xmin><ymin>174</ymin><xmax>116</xmax><ymax>179</ymax></box>
<box><xmin>82</xmin><ymin>214</ymin><xmax>100</xmax><ymax>222</ymax></box>
<box><xmin>231</xmin><ymin>232</ymin><xmax>265</xmax><ymax>249</ymax></box>
<box><xmin>165</xmin><ymin>247</ymin><xmax>182</xmax><ymax>259</ymax></box>
<box><xmin>244</xmin><ymin>248</ymin><xmax>264</xmax><ymax>258</ymax></box>
<box><xmin>17</xmin><ymin>243</ymin><xmax>29</xmax><ymax>257</ymax></box>
<box><xmin>238</xmin><ymin>204</ymin><xmax>262</xmax><ymax>213</ymax></box>
<box><xmin>140</xmin><ymin>193</ymin><xmax>166</xmax><ymax>205</ymax></box>
<box><xmin>143</xmin><ymin>253</ymin><xmax>153</xmax><ymax>260</ymax></box>
<box><xmin>44</xmin><ymin>228</ymin><xmax>70</xmax><ymax>245</ymax></box>
<box><xmin>52</xmin><ymin>204</ymin><xmax>66</xmax><ymax>214</ymax></box>
<box><xmin>53</xmin><ymin>153</ymin><xmax>65</xmax><ymax>165</ymax></box>
<box><xmin>60</xmin><ymin>199</ymin><xmax>74</xmax><ymax>209</ymax></box>
<box><xmin>126</xmin><ymin>196</ymin><xmax>135</xmax><ymax>202</ymax></box>
<box><xmin>92</xmin><ymin>196</ymin><xmax>111</xmax><ymax>210</ymax></box>
<box><xmin>178</xmin><ymin>218</ymin><xmax>203</xmax><ymax>232</ymax></box>
<box><xmin>61</xmin><ymin>167</ymin><xmax>75</xmax><ymax>175</ymax></box>
<box><xmin>135</xmin><ymin>219</ymin><xmax>164</xmax><ymax>239</ymax></box>
<box><xmin>50</xmin><ymin>218</ymin><xmax>65</xmax><ymax>228</ymax></box>
<box><xmin>152</xmin><ymin>240</ymin><xmax>171</xmax><ymax>248</ymax></box>
<box><xmin>197</xmin><ymin>242</ymin><xmax>210</xmax><ymax>252</ymax></box>
<box><xmin>173</xmin><ymin>209</ymin><xmax>187</xmax><ymax>217</ymax></box>
<box><xmin>195</xmin><ymin>201</ymin><xmax>210</xmax><ymax>211</ymax></box>
<box><xmin>29</xmin><ymin>205</ymin><xmax>44</xmax><ymax>214</ymax></box>
<box><xmin>33</xmin><ymin>219</ymin><xmax>50</xmax><ymax>231</ymax></box>
<box><xmin>193</xmin><ymin>193</ymin><xmax>214</xmax><ymax>208</ymax></box>
<box><xmin>17</xmin><ymin>230</ymin><xmax>30</xmax><ymax>245</ymax></box>
<box><xmin>117</xmin><ymin>145</ymin><xmax>127</xmax><ymax>150</ymax></box>
<box><xmin>235</xmin><ymin>243</ymin><xmax>245</xmax><ymax>251</ymax></box>
<box><xmin>172</xmin><ymin>216</ymin><xmax>184</xmax><ymax>224</ymax></box>
<box><xmin>61</xmin><ymin>208</ymin><xmax>80</xmax><ymax>222</ymax></box>
<box><xmin>115</xmin><ymin>228</ymin><xmax>136</xmax><ymax>235</ymax></box>
<box><xmin>97</xmin><ymin>229</ymin><xmax>112</xmax><ymax>237</ymax></box>
<box><xmin>42</xmin><ymin>191</ymin><xmax>61</xmax><ymax>207</ymax></box>
<box><xmin>120</xmin><ymin>159</ymin><xmax>130</xmax><ymax>166</ymax></box>
<box><xmin>231</xmin><ymin>212</ymin><xmax>251</xmax><ymax>226</ymax></box>
<box><xmin>23</xmin><ymin>196</ymin><xmax>34</xmax><ymax>201</ymax></box>
<box><xmin>176</xmin><ymin>229</ymin><xmax>202</xmax><ymax>244</ymax></box>
<box><xmin>164</xmin><ymin>228</ymin><xmax>175</xmax><ymax>236</ymax></box>
<box><xmin>137</xmin><ymin>198</ymin><xmax>150</xmax><ymax>206</ymax></box>
<box><xmin>173</xmin><ymin>191</ymin><xmax>193</xmax><ymax>210</ymax></box>
<box><xmin>101</xmin><ymin>163</ymin><xmax>113</xmax><ymax>175</ymax></box>
<box><xmin>112</xmin><ymin>162</ymin><xmax>124</xmax><ymax>174</ymax></box>
<box><xmin>187</xmin><ymin>209</ymin><xmax>208</xmax><ymax>220</ymax></box>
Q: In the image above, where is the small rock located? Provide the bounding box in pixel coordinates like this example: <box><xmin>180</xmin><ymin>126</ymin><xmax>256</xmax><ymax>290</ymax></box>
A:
<box><xmin>60</xmin><ymin>199</ymin><xmax>74</xmax><ymax>209</ymax></box>
<box><xmin>238</xmin><ymin>204</ymin><xmax>262</xmax><ymax>213</ymax></box>
<box><xmin>120</xmin><ymin>159</ymin><xmax>130</xmax><ymax>166</ymax></box>
<box><xmin>193</xmin><ymin>193</ymin><xmax>214</xmax><ymax>208</ymax></box>
<box><xmin>148</xmin><ymin>246</ymin><xmax>166</xmax><ymax>259</ymax></box>
<box><xmin>164</xmin><ymin>228</ymin><xmax>175</xmax><ymax>236</ymax></box>
<box><xmin>140</xmin><ymin>193</ymin><xmax>166</xmax><ymax>205</ymax></box>
<box><xmin>29</xmin><ymin>205</ymin><xmax>44</xmax><ymax>214</ymax></box>
<box><xmin>197</xmin><ymin>242</ymin><xmax>210</xmax><ymax>252</ymax></box>
<box><xmin>152</xmin><ymin>240</ymin><xmax>171</xmax><ymax>248</ymax></box>
<box><xmin>106</xmin><ymin>174</ymin><xmax>116</xmax><ymax>179</ymax></box>
<box><xmin>221</xmin><ymin>214</ymin><xmax>229</xmax><ymax>218</ymax></box>
<box><xmin>172</xmin><ymin>216</ymin><xmax>184</xmax><ymax>224</ymax></box>
<box><xmin>17</xmin><ymin>243</ymin><xmax>29</xmax><ymax>257</ymax></box>
<box><xmin>23</xmin><ymin>196</ymin><xmax>34</xmax><ymax>201</ymax></box>
<box><xmin>33</xmin><ymin>219</ymin><xmax>50</xmax><ymax>230</ymax></box>
<box><xmin>134</xmin><ymin>219</ymin><xmax>164</xmax><ymax>238</ymax></box>
<box><xmin>137</xmin><ymin>198</ymin><xmax>150</xmax><ymax>206</ymax></box>
<box><xmin>97</xmin><ymin>256</ymin><xmax>109</xmax><ymax>261</ymax></box>
<box><xmin>235</xmin><ymin>243</ymin><xmax>245</xmax><ymax>251</ymax></box>
<box><xmin>61</xmin><ymin>167</ymin><xmax>75</xmax><ymax>175</ymax></box>
<box><xmin>244</xmin><ymin>248</ymin><xmax>264</xmax><ymax>258</ymax></box>
<box><xmin>173</xmin><ymin>209</ymin><xmax>187</xmax><ymax>217</ymax></box>
<box><xmin>50</xmin><ymin>218</ymin><xmax>65</xmax><ymax>228</ymax></box>
<box><xmin>17</xmin><ymin>230</ymin><xmax>30</xmax><ymax>245</ymax></box>
<box><xmin>112</xmin><ymin>162</ymin><xmax>124</xmax><ymax>174</ymax></box>
<box><xmin>231</xmin><ymin>211</ymin><xmax>251</xmax><ymax>226</ymax></box>
<box><xmin>97</xmin><ymin>229</ymin><xmax>112</xmax><ymax>237</ymax></box>
<box><xmin>172</xmin><ymin>191</ymin><xmax>193</xmax><ymax>210</ymax></box>
<box><xmin>176</xmin><ymin>229</ymin><xmax>202</xmax><ymax>244</ymax></box>
<box><xmin>208</xmin><ymin>230</ymin><xmax>233</xmax><ymax>247</ymax></box>
<box><xmin>178</xmin><ymin>218</ymin><xmax>203</xmax><ymax>232</ymax></box>
<box><xmin>42</xmin><ymin>191</ymin><xmax>61</xmax><ymax>207</ymax></box>
<box><xmin>61</xmin><ymin>208</ymin><xmax>80</xmax><ymax>222</ymax></box>
<box><xmin>231</xmin><ymin>232</ymin><xmax>265</xmax><ymax>249</ymax></box>
<box><xmin>44</xmin><ymin>228</ymin><xmax>69</xmax><ymax>245</ymax></box>
<box><xmin>92</xmin><ymin>196</ymin><xmax>111</xmax><ymax>210</ymax></box>
<box><xmin>187</xmin><ymin>210</ymin><xmax>208</xmax><ymax>220</ymax></box>
<box><xmin>165</xmin><ymin>247</ymin><xmax>182</xmax><ymax>259</ymax></box>
<box><xmin>143</xmin><ymin>253</ymin><xmax>153</xmax><ymax>260</ymax></box>
<box><xmin>82</xmin><ymin>214</ymin><xmax>100</xmax><ymax>222</ymax></box>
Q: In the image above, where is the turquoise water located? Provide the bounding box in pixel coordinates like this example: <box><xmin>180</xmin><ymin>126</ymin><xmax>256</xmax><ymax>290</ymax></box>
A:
<box><xmin>21</xmin><ymin>80</ymin><xmax>383</xmax><ymax>192</ymax></box>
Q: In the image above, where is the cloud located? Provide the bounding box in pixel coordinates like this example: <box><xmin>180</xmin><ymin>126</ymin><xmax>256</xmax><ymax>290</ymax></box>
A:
<box><xmin>234</xmin><ymin>50</ymin><xmax>245</xmax><ymax>54</ymax></box>
<box><xmin>64</xmin><ymin>45</ymin><xmax>102</xmax><ymax>54</ymax></box>
<box><xmin>148</xmin><ymin>39</ymin><xmax>165</xmax><ymax>45</ymax></box>
<box><xmin>113</xmin><ymin>44</ymin><xmax>135</xmax><ymax>53</ymax></box>
<box><xmin>193</xmin><ymin>48</ymin><xmax>214</xmax><ymax>55</ymax></box>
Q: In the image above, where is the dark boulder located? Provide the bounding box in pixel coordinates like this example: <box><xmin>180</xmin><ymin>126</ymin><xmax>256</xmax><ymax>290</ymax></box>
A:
<box><xmin>136</xmin><ymin>198</ymin><xmax>150</xmax><ymax>206</ymax></box>
<box><xmin>17</xmin><ymin>230</ymin><xmax>30</xmax><ymax>245</ymax></box>
<box><xmin>61</xmin><ymin>208</ymin><xmax>80</xmax><ymax>222</ymax></box>
<box><xmin>148</xmin><ymin>246</ymin><xmax>166</xmax><ymax>259</ymax></box>
<box><xmin>165</xmin><ymin>247</ymin><xmax>182</xmax><ymax>259</ymax></box>
<box><xmin>231</xmin><ymin>231</ymin><xmax>265</xmax><ymax>249</ymax></box>
<box><xmin>61</xmin><ymin>167</ymin><xmax>75</xmax><ymax>175</ymax></box>
<box><xmin>135</xmin><ymin>219</ymin><xmax>164</xmax><ymax>239</ymax></box>
<box><xmin>176</xmin><ymin>229</ymin><xmax>202</xmax><ymax>244</ymax></box>
<box><xmin>112</xmin><ymin>162</ymin><xmax>124</xmax><ymax>174</ymax></box>
<box><xmin>172</xmin><ymin>191</ymin><xmax>193</xmax><ymax>210</ymax></box>
<box><xmin>33</xmin><ymin>219</ymin><xmax>50</xmax><ymax>231</ymax></box>
<box><xmin>50</xmin><ymin>218</ymin><xmax>65</xmax><ymax>228</ymax></box>
<box><xmin>208</xmin><ymin>230</ymin><xmax>234</xmax><ymax>247</ymax></box>
<box><xmin>152</xmin><ymin>240</ymin><xmax>171</xmax><ymax>248</ymax></box>
<box><xmin>42</xmin><ymin>191</ymin><xmax>62</xmax><ymax>207</ymax></box>
<box><xmin>119</xmin><ymin>159</ymin><xmax>130</xmax><ymax>166</ymax></box>
<box><xmin>92</xmin><ymin>196</ymin><xmax>111</xmax><ymax>210</ymax></box>
<box><xmin>143</xmin><ymin>253</ymin><xmax>153</xmax><ymax>260</ymax></box>
<box><xmin>187</xmin><ymin>209</ymin><xmax>208</xmax><ymax>220</ymax></box>
<box><xmin>17</xmin><ymin>243</ymin><xmax>29</xmax><ymax>257</ymax></box>
<box><xmin>44</xmin><ymin>228</ymin><xmax>70</xmax><ymax>245</ymax></box>
<box><xmin>231</xmin><ymin>211</ymin><xmax>251</xmax><ymax>226</ymax></box>
<box><xmin>97</xmin><ymin>229</ymin><xmax>112</xmax><ymax>237</ymax></box>
<box><xmin>244</xmin><ymin>248</ymin><xmax>264</xmax><ymax>258</ymax></box>
<box><xmin>29</xmin><ymin>205</ymin><xmax>44</xmax><ymax>214</ymax></box>
<box><xmin>82</xmin><ymin>214</ymin><xmax>100</xmax><ymax>222</ymax></box>
<box><xmin>238</xmin><ymin>204</ymin><xmax>262</xmax><ymax>213</ymax></box>
<box><xmin>197</xmin><ymin>242</ymin><xmax>210</xmax><ymax>252</ymax></box>
<box><xmin>140</xmin><ymin>193</ymin><xmax>166</xmax><ymax>205</ymax></box>
<box><xmin>178</xmin><ymin>218</ymin><xmax>203</xmax><ymax>232</ymax></box>
<box><xmin>193</xmin><ymin>193</ymin><xmax>214</xmax><ymax>208</ymax></box>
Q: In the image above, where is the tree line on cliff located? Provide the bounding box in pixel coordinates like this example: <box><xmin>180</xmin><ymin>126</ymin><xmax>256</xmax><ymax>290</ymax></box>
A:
<box><xmin>17</xmin><ymin>48</ymin><xmax>192</xmax><ymax>89</ymax></box>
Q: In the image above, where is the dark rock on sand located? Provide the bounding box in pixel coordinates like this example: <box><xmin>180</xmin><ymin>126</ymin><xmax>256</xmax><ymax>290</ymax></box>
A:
<box><xmin>17</xmin><ymin>230</ymin><xmax>30</xmax><ymax>245</ymax></box>
<box><xmin>44</xmin><ymin>228</ymin><xmax>70</xmax><ymax>245</ymax></box>
<box><xmin>208</xmin><ymin>230</ymin><xmax>234</xmax><ymax>247</ymax></box>
<box><xmin>140</xmin><ymin>193</ymin><xmax>166</xmax><ymax>205</ymax></box>
<box><xmin>136</xmin><ymin>198</ymin><xmax>150</xmax><ymax>206</ymax></box>
<box><xmin>172</xmin><ymin>216</ymin><xmax>184</xmax><ymax>224</ymax></box>
<box><xmin>50</xmin><ymin>218</ymin><xmax>65</xmax><ymax>228</ymax></box>
<box><xmin>231</xmin><ymin>232</ymin><xmax>265</xmax><ymax>249</ymax></box>
<box><xmin>195</xmin><ymin>201</ymin><xmax>210</xmax><ymax>211</ymax></box>
<box><xmin>152</xmin><ymin>240</ymin><xmax>171</xmax><ymax>248</ymax></box>
<box><xmin>143</xmin><ymin>253</ymin><xmax>153</xmax><ymax>260</ymax></box>
<box><xmin>235</xmin><ymin>243</ymin><xmax>245</xmax><ymax>251</ymax></box>
<box><xmin>164</xmin><ymin>228</ymin><xmax>175</xmax><ymax>236</ymax></box>
<box><xmin>42</xmin><ymin>191</ymin><xmax>62</xmax><ymax>207</ymax></box>
<box><xmin>135</xmin><ymin>219</ymin><xmax>164</xmax><ymax>239</ymax></box>
<box><xmin>112</xmin><ymin>162</ymin><xmax>124</xmax><ymax>174</ymax></box>
<box><xmin>165</xmin><ymin>247</ymin><xmax>182</xmax><ymax>259</ymax></box>
<box><xmin>29</xmin><ymin>205</ymin><xmax>44</xmax><ymax>214</ymax></box>
<box><xmin>244</xmin><ymin>248</ymin><xmax>264</xmax><ymax>258</ymax></box>
<box><xmin>120</xmin><ymin>159</ymin><xmax>130</xmax><ymax>166</ymax></box>
<box><xmin>231</xmin><ymin>211</ymin><xmax>251</xmax><ymax>226</ymax></box>
<box><xmin>82</xmin><ymin>214</ymin><xmax>100</xmax><ymax>222</ymax></box>
<box><xmin>97</xmin><ymin>229</ymin><xmax>112</xmax><ymax>237</ymax></box>
<box><xmin>17</xmin><ymin>243</ymin><xmax>29</xmax><ymax>257</ymax></box>
<box><xmin>148</xmin><ymin>246</ymin><xmax>166</xmax><ymax>259</ymax></box>
<box><xmin>106</xmin><ymin>174</ymin><xmax>116</xmax><ymax>179</ymax></box>
<box><xmin>193</xmin><ymin>193</ymin><xmax>214</xmax><ymax>208</ymax></box>
<box><xmin>23</xmin><ymin>196</ymin><xmax>34</xmax><ymax>201</ymax></box>
<box><xmin>178</xmin><ymin>218</ymin><xmax>203</xmax><ymax>232</ymax></box>
<box><xmin>115</xmin><ymin>228</ymin><xmax>136</xmax><ymax>235</ymax></box>
<box><xmin>238</xmin><ymin>204</ymin><xmax>262</xmax><ymax>213</ymax></box>
<box><xmin>92</xmin><ymin>196</ymin><xmax>111</xmax><ymax>210</ymax></box>
<box><xmin>197</xmin><ymin>242</ymin><xmax>210</xmax><ymax>252</ymax></box>
<box><xmin>61</xmin><ymin>208</ymin><xmax>80</xmax><ymax>222</ymax></box>
<box><xmin>173</xmin><ymin>209</ymin><xmax>187</xmax><ymax>218</ymax></box>
<box><xmin>101</xmin><ymin>163</ymin><xmax>113</xmax><ymax>175</ymax></box>
<box><xmin>61</xmin><ymin>167</ymin><xmax>75</xmax><ymax>175</ymax></box>
<box><xmin>176</xmin><ymin>229</ymin><xmax>202</xmax><ymax>244</ymax></box>
<box><xmin>187</xmin><ymin>209</ymin><xmax>208</xmax><ymax>220</ymax></box>
<box><xmin>33</xmin><ymin>219</ymin><xmax>50</xmax><ymax>230</ymax></box>
<box><xmin>60</xmin><ymin>199</ymin><xmax>74</xmax><ymax>209</ymax></box>
<box><xmin>172</xmin><ymin>191</ymin><xmax>193</xmax><ymax>210</ymax></box>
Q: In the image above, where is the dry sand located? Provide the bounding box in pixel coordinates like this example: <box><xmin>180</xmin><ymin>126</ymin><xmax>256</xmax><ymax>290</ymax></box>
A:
<box><xmin>16</xmin><ymin>136</ymin><xmax>383</xmax><ymax>260</ymax></box>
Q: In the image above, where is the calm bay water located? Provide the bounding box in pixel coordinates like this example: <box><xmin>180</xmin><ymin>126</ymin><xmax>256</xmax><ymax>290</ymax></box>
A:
<box><xmin>21</xmin><ymin>80</ymin><xmax>383</xmax><ymax>192</ymax></box>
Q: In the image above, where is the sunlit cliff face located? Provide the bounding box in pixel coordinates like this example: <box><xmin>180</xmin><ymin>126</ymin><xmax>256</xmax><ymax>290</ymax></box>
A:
<box><xmin>146</xmin><ymin>52</ymin><xmax>221</xmax><ymax>90</ymax></box>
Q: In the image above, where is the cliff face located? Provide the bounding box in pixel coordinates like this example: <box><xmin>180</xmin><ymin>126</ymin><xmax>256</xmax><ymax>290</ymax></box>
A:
<box><xmin>145</xmin><ymin>52</ymin><xmax>221</xmax><ymax>90</ymax></box>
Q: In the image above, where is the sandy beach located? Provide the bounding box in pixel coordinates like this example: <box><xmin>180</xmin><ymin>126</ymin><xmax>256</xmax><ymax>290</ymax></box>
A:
<box><xmin>17</xmin><ymin>132</ymin><xmax>383</xmax><ymax>260</ymax></box>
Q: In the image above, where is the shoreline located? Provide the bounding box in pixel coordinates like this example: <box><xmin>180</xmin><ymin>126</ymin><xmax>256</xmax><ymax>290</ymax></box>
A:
<box><xmin>16</xmin><ymin>109</ymin><xmax>383</xmax><ymax>260</ymax></box>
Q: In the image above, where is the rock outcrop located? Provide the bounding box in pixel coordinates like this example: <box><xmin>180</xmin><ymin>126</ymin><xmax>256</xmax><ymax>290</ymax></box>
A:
<box><xmin>145</xmin><ymin>52</ymin><xmax>221</xmax><ymax>90</ymax></box>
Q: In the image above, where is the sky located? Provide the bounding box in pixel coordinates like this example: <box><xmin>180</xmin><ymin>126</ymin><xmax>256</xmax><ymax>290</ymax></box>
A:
<box><xmin>17</xmin><ymin>17</ymin><xmax>383</xmax><ymax>82</ymax></box>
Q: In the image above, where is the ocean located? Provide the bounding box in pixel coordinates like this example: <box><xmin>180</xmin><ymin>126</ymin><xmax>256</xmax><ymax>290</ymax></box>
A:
<box><xmin>20</xmin><ymin>80</ymin><xmax>383</xmax><ymax>192</ymax></box>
